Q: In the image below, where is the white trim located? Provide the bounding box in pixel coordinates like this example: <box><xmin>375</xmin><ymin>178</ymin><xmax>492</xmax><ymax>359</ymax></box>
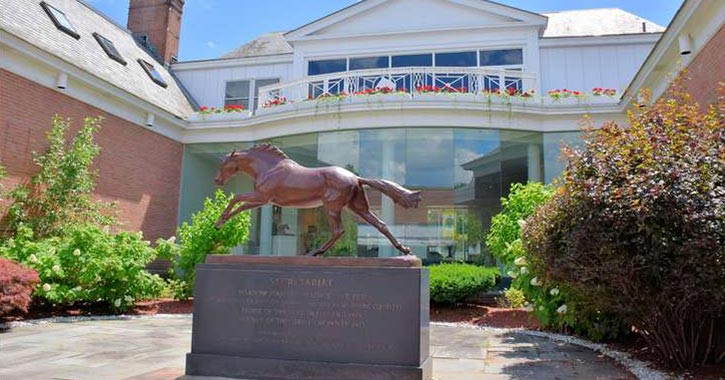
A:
<box><xmin>1</xmin><ymin>31</ymin><xmax>188</xmax><ymax>140</ymax></box>
<box><xmin>181</xmin><ymin>100</ymin><xmax>625</xmax><ymax>144</ymax></box>
<box><xmin>289</xmin><ymin>23</ymin><xmax>543</xmax><ymax>42</ymax></box>
<box><xmin>539</xmin><ymin>33</ymin><xmax>662</xmax><ymax>48</ymax></box>
<box><xmin>172</xmin><ymin>54</ymin><xmax>293</xmax><ymax>71</ymax></box>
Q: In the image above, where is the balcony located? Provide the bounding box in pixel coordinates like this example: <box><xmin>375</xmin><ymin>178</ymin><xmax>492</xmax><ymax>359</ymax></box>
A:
<box><xmin>187</xmin><ymin>68</ymin><xmax>621</xmax><ymax>123</ymax></box>
<box><xmin>257</xmin><ymin>67</ymin><xmax>538</xmax><ymax>111</ymax></box>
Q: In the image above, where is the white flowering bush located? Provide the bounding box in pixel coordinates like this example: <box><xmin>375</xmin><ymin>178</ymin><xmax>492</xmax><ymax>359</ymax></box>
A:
<box><xmin>0</xmin><ymin>225</ymin><xmax>166</xmax><ymax>311</ymax></box>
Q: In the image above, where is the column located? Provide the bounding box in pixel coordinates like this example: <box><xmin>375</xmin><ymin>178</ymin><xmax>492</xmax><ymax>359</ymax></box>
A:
<box><xmin>259</xmin><ymin>205</ymin><xmax>273</xmax><ymax>255</ymax></box>
<box><xmin>527</xmin><ymin>144</ymin><xmax>542</xmax><ymax>182</ymax></box>
<box><xmin>379</xmin><ymin>137</ymin><xmax>397</xmax><ymax>257</ymax></box>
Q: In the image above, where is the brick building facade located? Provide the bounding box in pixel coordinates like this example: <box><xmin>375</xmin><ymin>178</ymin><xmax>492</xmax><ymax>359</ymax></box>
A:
<box><xmin>0</xmin><ymin>69</ymin><xmax>183</xmax><ymax>240</ymax></box>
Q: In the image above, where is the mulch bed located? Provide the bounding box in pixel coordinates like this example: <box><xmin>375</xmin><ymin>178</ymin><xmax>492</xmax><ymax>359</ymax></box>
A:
<box><xmin>4</xmin><ymin>300</ymin><xmax>723</xmax><ymax>380</ymax></box>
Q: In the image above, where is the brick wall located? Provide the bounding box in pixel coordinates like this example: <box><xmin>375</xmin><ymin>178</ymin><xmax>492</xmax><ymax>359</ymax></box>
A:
<box><xmin>0</xmin><ymin>68</ymin><xmax>183</xmax><ymax>240</ymax></box>
<box><xmin>682</xmin><ymin>24</ymin><xmax>725</xmax><ymax>106</ymax></box>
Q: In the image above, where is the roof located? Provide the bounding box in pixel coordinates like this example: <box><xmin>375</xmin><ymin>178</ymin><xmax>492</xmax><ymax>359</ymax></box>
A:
<box><xmin>220</xmin><ymin>32</ymin><xmax>293</xmax><ymax>59</ymax></box>
<box><xmin>0</xmin><ymin>0</ymin><xmax>195</xmax><ymax>118</ymax></box>
<box><xmin>222</xmin><ymin>6</ymin><xmax>665</xmax><ymax>59</ymax></box>
<box><xmin>542</xmin><ymin>8</ymin><xmax>665</xmax><ymax>38</ymax></box>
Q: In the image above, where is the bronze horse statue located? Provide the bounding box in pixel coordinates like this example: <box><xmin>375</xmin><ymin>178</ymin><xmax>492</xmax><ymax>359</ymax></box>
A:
<box><xmin>214</xmin><ymin>144</ymin><xmax>422</xmax><ymax>256</ymax></box>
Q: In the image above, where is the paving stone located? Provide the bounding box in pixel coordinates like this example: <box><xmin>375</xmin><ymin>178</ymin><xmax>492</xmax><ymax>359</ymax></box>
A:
<box><xmin>0</xmin><ymin>319</ymin><xmax>635</xmax><ymax>380</ymax></box>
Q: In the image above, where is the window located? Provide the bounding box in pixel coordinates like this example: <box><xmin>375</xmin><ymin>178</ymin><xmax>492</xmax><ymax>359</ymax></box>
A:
<box><xmin>40</xmin><ymin>1</ymin><xmax>80</xmax><ymax>39</ymax></box>
<box><xmin>480</xmin><ymin>49</ymin><xmax>523</xmax><ymax>66</ymax></box>
<box><xmin>349</xmin><ymin>56</ymin><xmax>389</xmax><ymax>70</ymax></box>
<box><xmin>308</xmin><ymin>59</ymin><xmax>347</xmax><ymax>76</ymax></box>
<box><xmin>391</xmin><ymin>54</ymin><xmax>432</xmax><ymax>67</ymax></box>
<box><xmin>93</xmin><ymin>33</ymin><xmax>126</xmax><ymax>65</ymax></box>
<box><xmin>225</xmin><ymin>81</ymin><xmax>250</xmax><ymax>108</ymax></box>
<box><xmin>435</xmin><ymin>51</ymin><xmax>477</xmax><ymax>67</ymax></box>
<box><xmin>137</xmin><ymin>59</ymin><xmax>167</xmax><ymax>88</ymax></box>
<box><xmin>254</xmin><ymin>79</ymin><xmax>280</xmax><ymax>109</ymax></box>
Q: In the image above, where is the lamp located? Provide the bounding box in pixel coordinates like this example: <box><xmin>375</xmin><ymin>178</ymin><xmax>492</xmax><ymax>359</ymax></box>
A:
<box><xmin>678</xmin><ymin>34</ymin><xmax>692</xmax><ymax>55</ymax></box>
<box><xmin>145</xmin><ymin>113</ymin><xmax>155</xmax><ymax>127</ymax></box>
<box><xmin>56</xmin><ymin>72</ymin><xmax>68</xmax><ymax>89</ymax></box>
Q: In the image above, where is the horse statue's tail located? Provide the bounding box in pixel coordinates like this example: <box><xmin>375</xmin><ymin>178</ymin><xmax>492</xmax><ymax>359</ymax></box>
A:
<box><xmin>359</xmin><ymin>177</ymin><xmax>422</xmax><ymax>209</ymax></box>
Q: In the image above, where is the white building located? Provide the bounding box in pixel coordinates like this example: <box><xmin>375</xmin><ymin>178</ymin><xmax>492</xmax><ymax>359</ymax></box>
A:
<box><xmin>171</xmin><ymin>0</ymin><xmax>663</xmax><ymax>260</ymax></box>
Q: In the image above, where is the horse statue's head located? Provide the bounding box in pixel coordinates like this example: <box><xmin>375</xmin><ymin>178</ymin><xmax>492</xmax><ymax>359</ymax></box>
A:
<box><xmin>215</xmin><ymin>144</ymin><xmax>289</xmax><ymax>186</ymax></box>
<box><xmin>215</xmin><ymin>149</ymin><xmax>243</xmax><ymax>186</ymax></box>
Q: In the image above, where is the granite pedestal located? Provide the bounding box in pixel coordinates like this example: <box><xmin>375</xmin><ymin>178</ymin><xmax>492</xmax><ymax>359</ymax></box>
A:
<box><xmin>184</xmin><ymin>255</ymin><xmax>431</xmax><ymax>380</ymax></box>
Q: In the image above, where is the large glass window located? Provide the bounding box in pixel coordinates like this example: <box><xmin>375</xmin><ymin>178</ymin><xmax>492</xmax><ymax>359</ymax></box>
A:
<box><xmin>180</xmin><ymin>127</ymin><xmax>553</xmax><ymax>262</ymax></box>
<box><xmin>391</xmin><ymin>54</ymin><xmax>433</xmax><ymax>67</ymax></box>
<box><xmin>308</xmin><ymin>59</ymin><xmax>347</xmax><ymax>75</ymax></box>
<box><xmin>436</xmin><ymin>51</ymin><xmax>477</xmax><ymax>67</ymax></box>
<box><xmin>480</xmin><ymin>49</ymin><xmax>523</xmax><ymax>66</ymax></box>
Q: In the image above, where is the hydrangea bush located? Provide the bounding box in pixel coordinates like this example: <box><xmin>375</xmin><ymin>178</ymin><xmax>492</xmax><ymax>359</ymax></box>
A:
<box><xmin>523</xmin><ymin>82</ymin><xmax>725</xmax><ymax>368</ymax></box>
<box><xmin>0</xmin><ymin>225</ymin><xmax>165</xmax><ymax>311</ymax></box>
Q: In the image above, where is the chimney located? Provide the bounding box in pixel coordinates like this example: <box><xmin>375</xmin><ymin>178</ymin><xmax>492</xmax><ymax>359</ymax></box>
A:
<box><xmin>127</xmin><ymin>0</ymin><xmax>184</xmax><ymax>64</ymax></box>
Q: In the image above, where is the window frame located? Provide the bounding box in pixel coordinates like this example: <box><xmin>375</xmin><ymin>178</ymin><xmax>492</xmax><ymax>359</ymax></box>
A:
<box><xmin>224</xmin><ymin>80</ymin><xmax>251</xmax><ymax>109</ymax></box>
<box><xmin>40</xmin><ymin>1</ymin><xmax>80</xmax><ymax>40</ymax></box>
<box><xmin>93</xmin><ymin>32</ymin><xmax>126</xmax><ymax>66</ymax></box>
<box><xmin>137</xmin><ymin>59</ymin><xmax>168</xmax><ymax>88</ymax></box>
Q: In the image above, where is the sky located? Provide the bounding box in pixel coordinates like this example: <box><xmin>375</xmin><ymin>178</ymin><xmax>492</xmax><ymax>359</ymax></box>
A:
<box><xmin>86</xmin><ymin>0</ymin><xmax>684</xmax><ymax>62</ymax></box>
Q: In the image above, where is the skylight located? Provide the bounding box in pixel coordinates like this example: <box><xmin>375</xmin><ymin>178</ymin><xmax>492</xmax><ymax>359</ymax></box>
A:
<box><xmin>40</xmin><ymin>1</ymin><xmax>80</xmax><ymax>40</ymax></box>
<box><xmin>93</xmin><ymin>33</ymin><xmax>126</xmax><ymax>65</ymax></box>
<box><xmin>138</xmin><ymin>59</ymin><xmax>168</xmax><ymax>88</ymax></box>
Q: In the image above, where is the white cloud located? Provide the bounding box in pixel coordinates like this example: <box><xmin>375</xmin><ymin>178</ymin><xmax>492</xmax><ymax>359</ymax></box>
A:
<box><xmin>206</xmin><ymin>41</ymin><xmax>215</xmax><ymax>49</ymax></box>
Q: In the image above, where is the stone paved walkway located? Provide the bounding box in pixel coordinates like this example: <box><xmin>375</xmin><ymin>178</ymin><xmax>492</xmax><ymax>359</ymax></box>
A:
<box><xmin>0</xmin><ymin>316</ymin><xmax>635</xmax><ymax>380</ymax></box>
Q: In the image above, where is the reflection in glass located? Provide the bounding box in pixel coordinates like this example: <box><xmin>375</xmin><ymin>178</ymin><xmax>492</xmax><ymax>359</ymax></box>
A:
<box><xmin>480</xmin><ymin>49</ymin><xmax>523</xmax><ymax>66</ymax></box>
<box><xmin>543</xmin><ymin>131</ymin><xmax>582</xmax><ymax>183</ymax></box>
<box><xmin>391</xmin><ymin>54</ymin><xmax>433</xmax><ymax>67</ymax></box>
<box><xmin>308</xmin><ymin>59</ymin><xmax>347</xmax><ymax>75</ymax></box>
<box><xmin>436</xmin><ymin>51</ymin><xmax>477</xmax><ymax>67</ymax></box>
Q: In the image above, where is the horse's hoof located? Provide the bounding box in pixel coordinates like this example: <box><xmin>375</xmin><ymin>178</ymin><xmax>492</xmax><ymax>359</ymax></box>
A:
<box><xmin>397</xmin><ymin>245</ymin><xmax>412</xmax><ymax>255</ymax></box>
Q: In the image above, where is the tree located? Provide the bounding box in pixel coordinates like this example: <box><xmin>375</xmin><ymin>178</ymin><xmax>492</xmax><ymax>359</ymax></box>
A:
<box><xmin>3</xmin><ymin>116</ymin><xmax>115</xmax><ymax>238</ymax></box>
<box><xmin>524</xmin><ymin>80</ymin><xmax>725</xmax><ymax>368</ymax></box>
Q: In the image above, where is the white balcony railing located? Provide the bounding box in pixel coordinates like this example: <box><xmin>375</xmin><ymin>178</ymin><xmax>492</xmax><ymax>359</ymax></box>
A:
<box><xmin>257</xmin><ymin>67</ymin><xmax>537</xmax><ymax>111</ymax></box>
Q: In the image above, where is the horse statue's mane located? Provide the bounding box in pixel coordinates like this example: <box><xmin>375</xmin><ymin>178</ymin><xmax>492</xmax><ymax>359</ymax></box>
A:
<box><xmin>246</xmin><ymin>144</ymin><xmax>289</xmax><ymax>160</ymax></box>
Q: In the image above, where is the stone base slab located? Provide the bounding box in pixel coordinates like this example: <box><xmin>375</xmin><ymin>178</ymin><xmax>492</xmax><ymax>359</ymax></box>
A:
<box><xmin>184</xmin><ymin>353</ymin><xmax>432</xmax><ymax>380</ymax></box>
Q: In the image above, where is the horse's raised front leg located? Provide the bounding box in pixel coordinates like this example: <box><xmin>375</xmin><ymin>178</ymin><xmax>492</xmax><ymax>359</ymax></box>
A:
<box><xmin>215</xmin><ymin>192</ymin><xmax>265</xmax><ymax>229</ymax></box>
<box><xmin>306</xmin><ymin>208</ymin><xmax>344</xmax><ymax>257</ymax></box>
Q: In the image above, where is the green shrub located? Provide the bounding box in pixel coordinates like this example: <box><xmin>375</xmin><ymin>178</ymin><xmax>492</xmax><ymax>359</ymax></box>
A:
<box><xmin>0</xmin><ymin>225</ymin><xmax>165</xmax><ymax>311</ymax></box>
<box><xmin>523</xmin><ymin>82</ymin><xmax>725</xmax><ymax>368</ymax></box>
<box><xmin>429</xmin><ymin>263</ymin><xmax>499</xmax><ymax>304</ymax></box>
<box><xmin>3</xmin><ymin>116</ymin><xmax>114</xmax><ymax>239</ymax></box>
<box><xmin>167</xmin><ymin>189</ymin><xmax>251</xmax><ymax>298</ymax></box>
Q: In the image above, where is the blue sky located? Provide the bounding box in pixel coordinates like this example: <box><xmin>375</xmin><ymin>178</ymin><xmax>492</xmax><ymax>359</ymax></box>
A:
<box><xmin>87</xmin><ymin>0</ymin><xmax>683</xmax><ymax>62</ymax></box>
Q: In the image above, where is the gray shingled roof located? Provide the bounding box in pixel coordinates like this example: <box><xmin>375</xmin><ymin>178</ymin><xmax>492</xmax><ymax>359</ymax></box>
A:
<box><xmin>0</xmin><ymin>0</ymin><xmax>195</xmax><ymax>118</ymax></box>
<box><xmin>543</xmin><ymin>8</ymin><xmax>665</xmax><ymax>37</ymax></box>
<box><xmin>220</xmin><ymin>32</ymin><xmax>293</xmax><ymax>59</ymax></box>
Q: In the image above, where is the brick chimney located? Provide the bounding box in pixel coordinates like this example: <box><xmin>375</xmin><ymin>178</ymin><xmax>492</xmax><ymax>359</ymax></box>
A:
<box><xmin>127</xmin><ymin>0</ymin><xmax>184</xmax><ymax>64</ymax></box>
